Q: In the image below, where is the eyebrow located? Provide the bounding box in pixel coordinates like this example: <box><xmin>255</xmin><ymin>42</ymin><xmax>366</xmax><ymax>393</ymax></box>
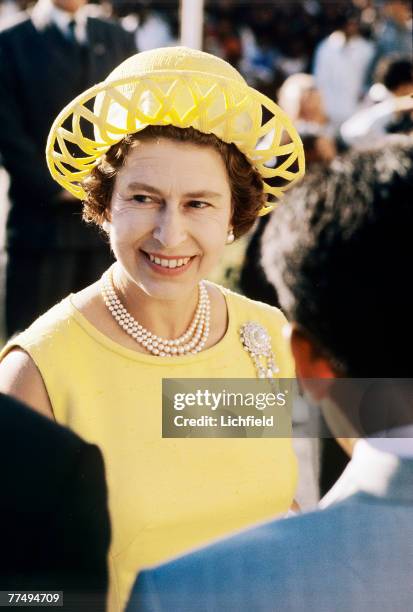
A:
<box><xmin>125</xmin><ymin>182</ymin><xmax>223</xmax><ymax>199</ymax></box>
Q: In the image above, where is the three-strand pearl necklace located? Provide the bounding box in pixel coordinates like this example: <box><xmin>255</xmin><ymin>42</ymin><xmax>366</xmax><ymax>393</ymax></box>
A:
<box><xmin>101</xmin><ymin>268</ymin><xmax>210</xmax><ymax>356</ymax></box>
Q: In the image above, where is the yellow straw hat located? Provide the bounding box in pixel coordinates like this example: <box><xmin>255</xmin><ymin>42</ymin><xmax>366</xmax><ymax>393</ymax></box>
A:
<box><xmin>46</xmin><ymin>46</ymin><xmax>305</xmax><ymax>215</ymax></box>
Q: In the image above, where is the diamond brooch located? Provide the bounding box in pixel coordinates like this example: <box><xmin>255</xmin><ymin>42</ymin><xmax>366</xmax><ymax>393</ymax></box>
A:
<box><xmin>240</xmin><ymin>322</ymin><xmax>280</xmax><ymax>378</ymax></box>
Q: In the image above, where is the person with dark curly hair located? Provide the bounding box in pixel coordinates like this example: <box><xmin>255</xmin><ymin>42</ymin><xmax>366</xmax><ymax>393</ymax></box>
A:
<box><xmin>262</xmin><ymin>140</ymin><xmax>413</xmax><ymax>379</ymax></box>
<box><xmin>0</xmin><ymin>47</ymin><xmax>304</xmax><ymax>611</ymax></box>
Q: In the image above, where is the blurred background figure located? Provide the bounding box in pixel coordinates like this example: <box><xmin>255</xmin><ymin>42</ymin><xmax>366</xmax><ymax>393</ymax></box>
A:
<box><xmin>0</xmin><ymin>0</ymin><xmax>135</xmax><ymax>338</ymax></box>
<box><xmin>341</xmin><ymin>56</ymin><xmax>413</xmax><ymax>147</ymax></box>
<box><xmin>277</xmin><ymin>73</ymin><xmax>335</xmax><ymax>138</ymax></box>
<box><xmin>313</xmin><ymin>8</ymin><xmax>375</xmax><ymax>130</ymax></box>
<box><xmin>236</xmin><ymin>4</ymin><xmax>280</xmax><ymax>87</ymax></box>
<box><xmin>372</xmin><ymin>0</ymin><xmax>412</xmax><ymax>69</ymax></box>
<box><xmin>203</xmin><ymin>0</ymin><xmax>243</xmax><ymax>66</ymax></box>
<box><xmin>112</xmin><ymin>1</ymin><xmax>177</xmax><ymax>51</ymax></box>
<box><xmin>0</xmin><ymin>0</ymin><xmax>22</xmax><ymax>22</ymax></box>
<box><xmin>369</xmin><ymin>54</ymin><xmax>413</xmax><ymax>101</ymax></box>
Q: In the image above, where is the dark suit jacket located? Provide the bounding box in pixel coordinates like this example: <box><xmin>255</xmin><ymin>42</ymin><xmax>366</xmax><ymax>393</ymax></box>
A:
<box><xmin>0</xmin><ymin>393</ymin><xmax>111</xmax><ymax>612</ymax></box>
<box><xmin>0</xmin><ymin>11</ymin><xmax>136</xmax><ymax>249</ymax></box>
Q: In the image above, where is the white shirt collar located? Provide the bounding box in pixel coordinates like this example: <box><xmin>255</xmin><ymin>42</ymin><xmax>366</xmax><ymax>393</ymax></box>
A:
<box><xmin>320</xmin><ymin>431</ymin><xmax>413</xmax><ymax>509</ymax></box>
<box><xmin>31</xmin><ymin>0</ymin><xmax>87</xmax><ymax>43</ymax></box>
<box><xmin>367</xmin><ymin>425</ymin><xmax>413</xmax><ymax>458</ymax></box>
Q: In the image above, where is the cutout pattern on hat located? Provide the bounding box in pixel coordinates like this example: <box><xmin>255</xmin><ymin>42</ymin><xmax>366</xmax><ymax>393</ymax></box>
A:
<box><xmin>46</xmin><ymin>53</ymin><xmax>305</xmax><ymax>215</ymax></box>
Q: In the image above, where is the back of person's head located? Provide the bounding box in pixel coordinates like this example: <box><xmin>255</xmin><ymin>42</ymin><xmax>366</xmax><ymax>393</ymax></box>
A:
<box><xmin>375</xmin><ymin>56</ymin><xmax>413</xmax><ymax>95</ymax></box>
<box><xmin>261</xmin><ymin>139</ymin><xmax>413</xmax><ymax>377</ymax></box>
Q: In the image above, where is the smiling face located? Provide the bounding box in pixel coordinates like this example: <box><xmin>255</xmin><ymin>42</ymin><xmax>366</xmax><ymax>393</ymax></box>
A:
<box><xmin>106</xmin><ymin>138</ymin><xmax>232</xmax><ymax>301</ymax></box>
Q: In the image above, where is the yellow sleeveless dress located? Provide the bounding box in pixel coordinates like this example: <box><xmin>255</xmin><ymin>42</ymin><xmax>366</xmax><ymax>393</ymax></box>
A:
<box><xmin>1</xmin><ymin>285</ymin><xmax>297</xmax><ymax>611</ymax></box>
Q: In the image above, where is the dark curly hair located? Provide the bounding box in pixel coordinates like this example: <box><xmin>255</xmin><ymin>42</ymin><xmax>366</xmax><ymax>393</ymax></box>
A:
<box><xmin>261</xmin><ymin>139</ymin><xmax>413</xmax><ymax>377</ymax></box>
<box><xmin>82</xmin><ymin>125</ymin><xmax>266</xmax><ymax>239</ymax></box>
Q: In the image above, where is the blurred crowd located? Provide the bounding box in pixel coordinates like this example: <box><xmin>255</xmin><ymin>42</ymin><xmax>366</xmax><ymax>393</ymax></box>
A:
<box><xmin>0</xmin><ymin>0</ymin><xmax>411</xmax><ymax>350</ymax></box>
<box><xmin>1</xmin><ymin>0</ymin><xmax>412</xmax><ymax>161</ymax></box>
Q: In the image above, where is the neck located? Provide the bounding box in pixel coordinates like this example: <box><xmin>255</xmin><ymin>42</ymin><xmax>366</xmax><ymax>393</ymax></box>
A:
<box><xmin>112</xmin><ymin>264</ymin><xmax>201</xmax><ymax>339</ymax></box>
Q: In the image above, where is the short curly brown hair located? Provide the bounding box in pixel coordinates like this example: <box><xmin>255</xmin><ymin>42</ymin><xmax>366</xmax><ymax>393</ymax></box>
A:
<box><xmin>82</xmin><ymin>125</ymin><xmax>266</xmax><ymax>239</ymax></box>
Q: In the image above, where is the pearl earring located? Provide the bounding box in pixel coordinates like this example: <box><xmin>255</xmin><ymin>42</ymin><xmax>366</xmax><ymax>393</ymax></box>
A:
<box><xmin>226</xmin><ymin>229</ymin><xmax>235</xmax><ymax>244</ymax></box>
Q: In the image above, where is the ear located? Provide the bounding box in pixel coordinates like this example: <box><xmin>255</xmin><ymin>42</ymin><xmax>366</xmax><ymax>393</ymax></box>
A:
<box><xmin>290</xmin><ymin>325</ymin><xmax>337</xmax><ymax>401</ymax></box>
<box><xmin>102</xmin><ymin>219</ymin><xmax>111</xmax><ymax>233</ymax></box>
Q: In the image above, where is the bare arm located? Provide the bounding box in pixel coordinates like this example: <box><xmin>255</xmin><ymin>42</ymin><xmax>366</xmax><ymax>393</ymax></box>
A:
<box><xmin>0</xmin><ymin>349</ymin><xmax>54</xmax><ymax>419</ymax></box>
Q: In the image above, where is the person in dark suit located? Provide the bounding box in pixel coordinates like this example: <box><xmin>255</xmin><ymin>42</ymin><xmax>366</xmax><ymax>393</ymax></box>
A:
<box><xmin>0</xmin><ymin>391</ymin><xmax>111</xmax><ymax>612</ymax></box>
<box><xmin>0</xmin><ymin>0</ymin><xmax>136</xmax><ymax>337</ymax></box>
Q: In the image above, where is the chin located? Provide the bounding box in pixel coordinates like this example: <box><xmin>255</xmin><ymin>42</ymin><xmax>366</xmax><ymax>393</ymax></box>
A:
<box><xmin>143</xmin><ymin>279</ymin><xmax>198</xmax><ymax>302</ymax></box>
<box><xmin>117</xmin><ymin>256</ymin><xmax>204</xmax><ymax>300</ymax></box>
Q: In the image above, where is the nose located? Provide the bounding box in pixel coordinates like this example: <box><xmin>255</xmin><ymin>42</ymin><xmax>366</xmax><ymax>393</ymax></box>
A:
<box><xmin>152</xmin><ymin>206</ymin><xmax>188</xmax><ymax>249</ymax></box>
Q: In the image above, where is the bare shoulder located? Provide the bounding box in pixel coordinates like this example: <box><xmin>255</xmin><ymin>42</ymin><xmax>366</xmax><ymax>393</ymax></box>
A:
<box><xmin>0</xmin><ymin>348</ymin><xmax>54</xmax><ymax>419</ymax></box>
<box><xmin>71</xmin><ymin>280</ymin><xmax>102</xmax><ymax>312</ymax></box>
<box><xmin>71</xmin><ymin>280</ymin><xmax>108</xmax><ymax>324</ymax></box>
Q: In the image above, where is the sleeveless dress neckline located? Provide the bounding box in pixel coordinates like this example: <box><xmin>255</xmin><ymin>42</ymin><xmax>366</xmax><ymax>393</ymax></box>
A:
<box><xmin>66</xmin><ymin>283</ymin><xmax>236</xmax><ymax>365</ymax></box>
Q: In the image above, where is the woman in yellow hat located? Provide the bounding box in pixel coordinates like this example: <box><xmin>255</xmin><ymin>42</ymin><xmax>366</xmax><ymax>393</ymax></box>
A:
<box><xmin>0</xmin><ymin>47</ymin><xmax>304</xmax><ymax>611</ymax></box>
